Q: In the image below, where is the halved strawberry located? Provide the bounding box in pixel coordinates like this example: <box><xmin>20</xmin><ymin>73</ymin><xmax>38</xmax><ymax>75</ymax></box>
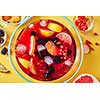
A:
<box><xmin>28</xmin><ymin>58</ymin><xmax>37</xmax><ymax>75</ymax></box>
<box><xmin>29</xmin><ymin>36</ymin><xmax>35</xmax><ymax>56</ymax></box>
<box><xmin>45</xmin><ymin>41</ymin><xmax>59</xmax><ymax>56</ymax></box>
<box><xmin>56</xmin><ymin>32</ymin><xmax>72</xmax><ymax>45</ymax></box>
<box><xmin>39</xmin><ymin>28</ymin><xmax>55</xmax><ymax>37</ymax></box>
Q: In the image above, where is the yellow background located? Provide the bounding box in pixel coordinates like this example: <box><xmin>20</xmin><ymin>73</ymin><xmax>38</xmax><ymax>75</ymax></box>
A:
<box><xmin>0</xmin><ymin>16</ymin><xmax>100</xmax><ymax>83</ymax></box>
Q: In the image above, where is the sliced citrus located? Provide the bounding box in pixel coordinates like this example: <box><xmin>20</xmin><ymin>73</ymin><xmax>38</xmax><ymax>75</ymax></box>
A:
<box><xmin>29</xmin><ymin>36</ymin><xmax>35</xmax><ymax>56</ymax></box>
<box><xmin>56</xmin><ymin>32</ymin><xmax>72</xmax><ymax>45</ymax></box>
<box><xmin>18</xmin><ymin>58</ymin><xmax>30</xmax><ymax>69</ymax></box>
<box><xmin>28</xmin><ymin>58</ymin><xmax>36</xmax><ymax>75</ymax></box>
<box><xmin>39</xmin><ymin>28</ymin><xmax>54</xmax><ymax>37</ymax></box>
<box><xmin>48</xmin><ymin>22</ymin><xmax>62</xmax><ymax>32</ymax></box>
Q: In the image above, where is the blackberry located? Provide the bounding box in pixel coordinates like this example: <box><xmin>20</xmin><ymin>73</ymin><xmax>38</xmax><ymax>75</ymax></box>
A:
<box><xmin>31</xmin><ymin>31</ymin><xmax>37</xmax><ymax>36</ymax></box>
<box><xmin>0</xmin><ymin>29</ymin><xmax>5</xmax><ymax>37</ymax></box>
<box><xmin>1</xmin><ymin>47</ymin><xmax>8</xmax><ymax>55</ymax></box>
<box><xmin>67</xmin><ymin>49</ymin><xmax>72</xmax><ymax>55</ymax></box>
<box><xmin>52</xmin><ymin>37</ymin><xmax>59</xmax><ymax>44</ymax></box>
<box><xmin>43</xmin><ymin>73</ymin><xmax>49</xmax><ymax>79</ymax></box>
<box><xmin>48</xmin><ymin>65</ymin><xmax>55</xmax><ymax>74</ymax></box>
<box><xmin>54</xmin><ymin>56</ymin><xmax>61</xmax><ymax>64</ymax></box>
<box><xmin>0</xmin><ymin>38</ymin><xmax>4</xmax><ymax>44</ymax></box>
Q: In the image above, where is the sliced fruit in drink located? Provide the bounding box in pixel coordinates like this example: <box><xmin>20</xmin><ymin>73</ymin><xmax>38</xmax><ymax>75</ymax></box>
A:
<box><xmin>48</xmin><ymin>22</ymin><xmax>62</xmax><ymax>32</ymax></box>
<box><xmin>56</xmin><ymin>32</ymin><xmax>72</xmax><ymax>45</ymax></box>
<box><xmin>18</xmin><ymin>58</ymin><xmax>30</xmax><ymax>69</ymax></box>
<box><xmin>29</xmin><ymin>36</ymin><xmax>35</xmax><ymax>56</ymax></box>
<box><xmin>45</xmin><ymin>41</ymin><xmax>59</xmax><ymax>56</ymax></box>
<box><xmin>28</xmin><ymin>58</ymin><xmax>37</xmax><ymax>75</ymax></box>
<box><xmin>39</xmin><ymin>28</ymin><xmax>54</xmax><ymax>37</ymax></box>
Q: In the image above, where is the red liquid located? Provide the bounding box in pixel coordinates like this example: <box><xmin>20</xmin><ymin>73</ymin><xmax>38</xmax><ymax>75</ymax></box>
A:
<box><xmin>15</xmin><ymin>19</ymin><xmax>76</xmax><ymax>81</ymax></box>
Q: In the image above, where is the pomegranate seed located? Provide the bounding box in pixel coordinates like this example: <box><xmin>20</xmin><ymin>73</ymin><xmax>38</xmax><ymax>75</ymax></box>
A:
<box><xmin>75</xmin><ymin>20</ymin><xmax>79</xmax><ymax>26</ymax></box>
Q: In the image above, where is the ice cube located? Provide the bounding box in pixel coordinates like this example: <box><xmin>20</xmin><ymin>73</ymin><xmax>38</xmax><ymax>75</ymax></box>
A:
<box><xmin>37</xmin><ymin>44</ymin><xmax>46</xmax><ymax>52</ymax></box>
<box><xmin>44</xmin><ymin>56</ymin><xmax>53</xmax><ymax>65</ymax></box>
<box><xmin>16</xmin><ymin>44</ymin><xmax>26</xmax><ymax>54</ymax></box>
<box><xmin>64</xmin><ymin>58</ymin><xmax>72</xmax><ymax>66</ymax></box>
<box><xmin>29</xmin><ymin>23</ymin><xmax>34</xmax><ymax>29</ymax></box>
<box><xmin>40</xmin><ymin>20</ymin><xmax>47</xmax><ymax>27</ymax></box>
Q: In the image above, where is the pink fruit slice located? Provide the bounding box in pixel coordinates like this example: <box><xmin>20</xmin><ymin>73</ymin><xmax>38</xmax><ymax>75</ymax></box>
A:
<box><xmin>29</xmin><ymin>36</ymin><xmax>35</xmax><ymax>56</ymax></box>
<box><xmin>73</xmin><ymin>74</ymin><xmax>99</xmax><ymax>83</ymax></box>
<box><xmin>28</xmin><ymin>58</ymin><xmax>37</xmax><ymax>75</ymax></box>
<box><xmin>56</xmin><ymin>32</ymin><xmax>72</xmax><ymax>45</ymax></box>
<box><xmin>45</xmin><ymin>41</ymin><xmax>59</xmax><ymax>56</ymax></box>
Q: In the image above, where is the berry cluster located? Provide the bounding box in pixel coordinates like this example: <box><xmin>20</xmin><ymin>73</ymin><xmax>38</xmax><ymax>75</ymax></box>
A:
<box><xmin>75</xmin><ymin>16</ymin><xmax>89</xmax><ymax>31</ymax></box>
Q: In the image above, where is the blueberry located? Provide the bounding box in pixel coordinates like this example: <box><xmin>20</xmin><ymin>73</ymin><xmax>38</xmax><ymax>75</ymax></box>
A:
<box><xmin>0</xmin><ymin>29</ymin><xmax>5</xmax><ymax>37</ymax></box>
<box><xmin>48</xmin><ymin>65</ymin><xmax>55</xmax><ymax>74</ymax></box>
<box><xmin>1</xmin><ymin>47</ymin><xmax>8</xmax><ymax>55</ymax></box>
<box><xmin>36</xmin><ymin>38</ymin><xmax>48</xmax><ymax>45</ymax></box>
<box><xmin>52</xmin><ymin>37</ymin><xmax>59</xmax><ymax>44</ymax></box>
<box><xmin>36</xmin><ymin>38</ymin><xmax>43</xmax><ymax>44</ymax></box>
<box><xmin>54</xmin><ymin>56</ymin><xmax>61</xmax><ymax>64</ymax></box>
<box><xmin>67</xmin><ymin>49</ymin><xmax>72</xmax><ymax>55</ymax></box>
<box><xmin>0</xmin><ymin>38</ymin><xmax>4</xmax><ymax>44</ymax></box>
<box><xmin>31</xmin><ymin>31</ymin><xmax>37</xmax><ymax>36</ymax></box>
<box><xmin>43</xmin><ymin>73</ymin><xmax>49</xmax><ymax>79</ymax></box>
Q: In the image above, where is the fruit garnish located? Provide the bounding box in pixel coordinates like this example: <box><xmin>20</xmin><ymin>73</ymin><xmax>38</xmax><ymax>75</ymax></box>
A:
<box><xmin>44</xmin><ymin>56</ymin><xmax>53</xmax><ymax>65</ymax></box>
<box><xmin>2</xmin><ymin>16</ymin><xmax>12</xmax><ymax>21</ymax></box>
<box><xmin>45</xmin><ymin>41</ymin><xmax>59</xmax><ymax>56</ymax></box>
<box><xmin>39</xmin><ymin>28</ymin><xmax>54</xmax><ymax>37</ymax></box>
<box><xmin>83</xmin><ymin>44</ymin><xmax>90</xmax><ymax>54</ymax></box>
<box><xmin>29</xmin><ymin>36</ymin><xmax>35</xmax><ymax>56</ymax></box>
<box><xmin>31</xmin><ymin>31</ymin><xmax>37</xmax><ymax>36</ymax></box>
<box><xmin>18</xmin><ymin>58</ymin><xmax>30</xmax><ymax>69</ymax></box>
<box><xmin>48</xmin><ymin>65</ymin><xmax>55</xmax><ymax>74</ymax></box>
<box><xmin>74</xmin><ymin>16</ymin><xmax>89</xmax><ymax>31</ymax></box>
<box><xmin>0</xmin><ymin>64</ymin><xmax>9</xmax><ymax>73</ymax></box>
<box><xmin>9</xmin><ymin>16</ymin><xmax>21</xmax><ymax>23</ymax></box>
<box><xmin>56</xmin><ymin>32</ymin><xmax>72</xmax><ymax>45</ymax></box>
<box><xmin>0</xmin><ymin>38</ymin><xmax>4</xmax><ymax>44</ymax></box>
<box><xmin>0</xmin><ymin>29</ymin><xmax>5</xmax><ymax>37</ymax></box>
<box><xmin>43</xmin><ymin>73</ymin><xmax>49</xmax><ymax>79</ymax></box>
<box><xmin>48</xmin><ymin>22</ymin><xmax>62</xmax><ymax>32</ymax></box>
<box><xmin>28</xmin><ymin>58</ymin><xmax>37</xmax><ymax>75</ymax></box>
<box><xmin>54</xmin><ymin>56</ymin><xmax>61</xmax><ymax>64</ymax></box>
<box><xmin>16</xmin><ymin>44</ymin><xmax>27</xmax><ymax>55</ymax></box>
<box><xmin>73</xmin><ymin>74</ymin><xmax>99</xmax><ymax>83</ymax></box>
<box><xmin>1</xmin><ymin>47</ymin><xmax>8</xmax><ymax>55</ymax></box>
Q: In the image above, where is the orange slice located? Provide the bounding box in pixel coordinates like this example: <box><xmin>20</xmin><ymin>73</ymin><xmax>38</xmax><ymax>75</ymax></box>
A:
<box><xmin>29</xmin><ymin>36</ymin><xmax>35</xmax><ymax>56</ymax></box>
<box><xmin>39</xmin><ymin>28</ymin><xmax>54</xmax><ymax>37</ymax></box>
<box><xmin>48</xmin><ymin>22</ymin><xmax>62</xmax><ymax>32</ymax></box>
<box><xmin>45</xmin><ymin>41</ymin><xmax>59</xmax><ymax>56</ymax></box>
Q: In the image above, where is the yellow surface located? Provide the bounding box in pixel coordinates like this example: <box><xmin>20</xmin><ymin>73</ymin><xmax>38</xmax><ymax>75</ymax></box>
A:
<box><xmin>0</xmin><ymin>16</ymin><xmax>100</xmax><ymax>83</ymax></box>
